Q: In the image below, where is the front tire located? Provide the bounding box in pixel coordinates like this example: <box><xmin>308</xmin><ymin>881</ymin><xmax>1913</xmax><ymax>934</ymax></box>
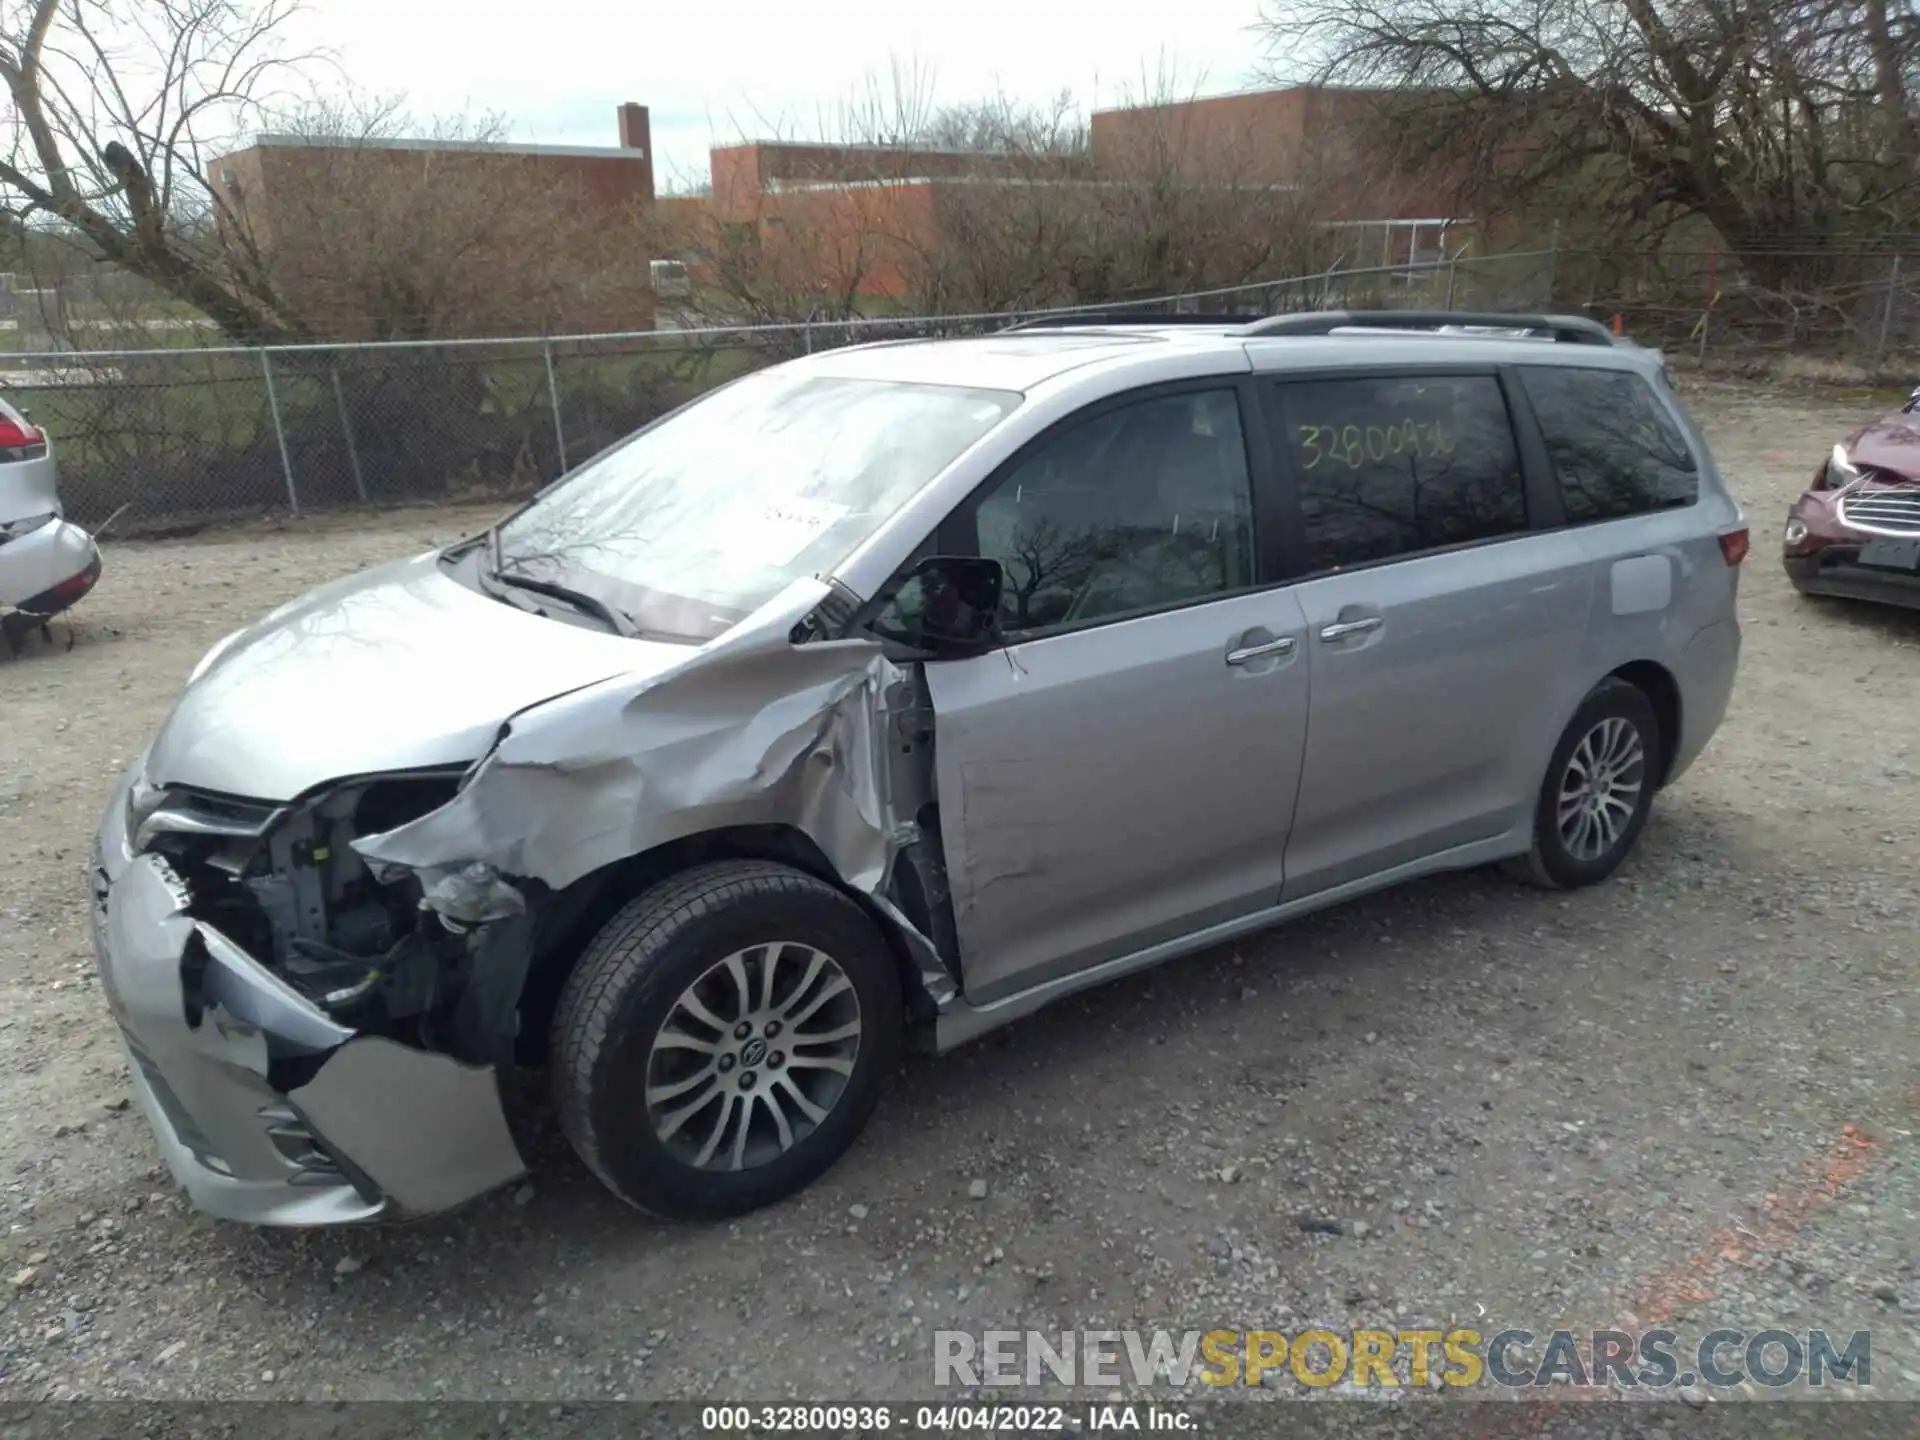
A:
<box><xmin>1508</xmin><ymin>678</ymin><xmax>1663</xmax><ymax>890</ymax></box>
<box><xmin>551</xmin><ymin>860</ymin><xmax>902</xmax><ymax>1220</ymax></box>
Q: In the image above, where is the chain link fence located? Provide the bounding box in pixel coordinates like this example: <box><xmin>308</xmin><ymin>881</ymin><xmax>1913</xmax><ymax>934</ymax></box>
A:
<box><xmin>1549</xmin><ymin>244</ymin><xmax>1920</xmax><ymax>376</ymax></box>
<box><xmin>0</xmin><ymin>249</ymin><xmax>1554</xmax><ymax>533</ymax></box>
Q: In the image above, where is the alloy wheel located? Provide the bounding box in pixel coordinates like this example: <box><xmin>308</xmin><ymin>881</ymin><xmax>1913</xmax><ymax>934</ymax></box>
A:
<box><xmin>1555</xmin><ymin>716</ymin><xmax>1646</xmax><ymax>862</ymax></box>
<box><xmin>644</xmin><ymin>942</ymin><xmax>863</xmax><ymax>1173</ymax></box>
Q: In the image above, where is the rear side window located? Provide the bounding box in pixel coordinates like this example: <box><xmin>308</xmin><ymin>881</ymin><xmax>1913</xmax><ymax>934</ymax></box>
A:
<box><xmin>1279</xmin><ymin>375</ymin><xmax>1528</xmax><ymax>573</ymax></box>
<box><xmin>1516</xmin><ymin>367</ymin><xmax>1698</xmax><ymax>522</ymax></box>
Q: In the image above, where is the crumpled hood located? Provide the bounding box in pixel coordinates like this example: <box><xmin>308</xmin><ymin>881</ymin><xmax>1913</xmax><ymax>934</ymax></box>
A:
<box><xmin>145</xmin><ymin>551</ymin><xmax>690</xmax><ymax>800</ymax></box>
<box><xmin>1846</xmin><ymin>417</ymin><xmax>1920</xmax><ymax>480</ymax></box>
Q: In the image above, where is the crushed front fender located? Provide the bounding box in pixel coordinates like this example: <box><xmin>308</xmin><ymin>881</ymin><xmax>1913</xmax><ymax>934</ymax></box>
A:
<box><xmin>352</xmin><ymin>579</ymin><xmax>958</xmax><ymax>1007</ymax></box>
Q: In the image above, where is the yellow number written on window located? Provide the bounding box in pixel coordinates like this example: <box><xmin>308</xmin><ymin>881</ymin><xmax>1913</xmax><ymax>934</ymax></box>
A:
<box><xmin>1294</xmin><ymin>420</ymin><xmax>1455</xmax><ymax>470</ymax></box>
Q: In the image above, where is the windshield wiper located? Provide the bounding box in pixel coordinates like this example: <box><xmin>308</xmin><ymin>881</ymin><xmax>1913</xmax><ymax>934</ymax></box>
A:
<box><xmin>482</xmin><ymin>566</ymin><xmax>636</xmax><ymax>637</ymax></box>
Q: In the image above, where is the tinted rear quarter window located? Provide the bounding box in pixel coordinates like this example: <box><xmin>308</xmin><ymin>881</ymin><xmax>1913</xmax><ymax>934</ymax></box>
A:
<box><xmin>1279</xmin><ymin>374</ymin><xmax>1528</xmax><ymax>573</ymax></box>
<box><xmin>1517</xmin><ymin>366</ymin><xmax>1699</xmax><ymax>522</ymax></box>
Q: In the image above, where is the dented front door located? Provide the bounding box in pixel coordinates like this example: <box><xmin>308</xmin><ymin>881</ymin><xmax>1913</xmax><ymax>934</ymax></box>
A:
<box><xmin>923</xmin><ymin>587</ymin><xmax>1312</xmax><ymax>1007</ymax></box>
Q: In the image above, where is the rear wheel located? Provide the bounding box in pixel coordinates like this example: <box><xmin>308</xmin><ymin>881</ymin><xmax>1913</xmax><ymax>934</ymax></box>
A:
<box><xmin>1507</xmin><ymin>678</ymin><xmax>1663</xmax><ymax>890</ymax></box>
<box><xmin>551</xmin><ymin>860</ymin><xmax>901</xmax><ymax>1220</ymax></box>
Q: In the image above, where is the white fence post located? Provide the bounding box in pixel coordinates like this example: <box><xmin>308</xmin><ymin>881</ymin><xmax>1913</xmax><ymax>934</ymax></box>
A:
<box><xmin>1875</xmin><ymin>254</ymin><xmax>1902</xmax><ymax>371</ymax></box>
<box><xmin>260</xmin><ymin>351</ymin><xmax>299</xmax><ymax>515</ymax></box>
<box><xmin>543</xmin><ymin>339</ymin><xmax>568</xmax><ymax>474</ymax></box>
<box><xmin>330</xmin><ymin>362</ymin><xmax>368</xmax><ymax>503</ymax></box>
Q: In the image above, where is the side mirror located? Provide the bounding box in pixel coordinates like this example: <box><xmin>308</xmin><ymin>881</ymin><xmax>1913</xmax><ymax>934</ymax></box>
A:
<box><xmin>868</xmin><ymin>554</ymin><xmax>1004</xmax><ymax>655</ymax></box>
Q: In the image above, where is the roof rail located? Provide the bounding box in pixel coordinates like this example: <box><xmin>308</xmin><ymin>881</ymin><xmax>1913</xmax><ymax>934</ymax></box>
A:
<box><xmin>1238</xmin><ymin>310</ymin><xmax>1616</xmax><ymax>346</ymax></box>
<box><xmin>1002</xmin><ymin>310</ymin><xmax>1268</xmax><ymax>332</ymax></box>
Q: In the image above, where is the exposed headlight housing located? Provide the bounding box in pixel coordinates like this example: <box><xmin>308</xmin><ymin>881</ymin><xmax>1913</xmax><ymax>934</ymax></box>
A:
<box><xmin>1826</xmin><ymin>443</ymin><xmax>1864</xmax><ymax>490</ymax></box>
<box><xmin>123</xmin><ymin>761</ymin><xmax>165</xmax><ymax>842</ymax></box>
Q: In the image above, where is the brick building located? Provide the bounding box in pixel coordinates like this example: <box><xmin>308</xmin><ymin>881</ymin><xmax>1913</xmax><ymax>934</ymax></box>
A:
<box><xmin>660</xmin><ymin>85</ymin><xmax>1468</xmax><ymax>304</ymax></box>
<box><xmin>1090</xmin><ymin>86</ymin><xmax>1472</xmax><ymax>279</ymax></box>
<box><xmin>212</xmin><ymin>105</ymin><xmax>660</xmax><ymax>336</ymax></box>
<box><xmin>217</xmin><ymin>86</ymin><xmax>1467</xmax><ymax>328</ymax></box>
<box><xmin>1090</xmin><ymin>86</ymin><xmax>1463</xmax><ymax>253</ymax></box>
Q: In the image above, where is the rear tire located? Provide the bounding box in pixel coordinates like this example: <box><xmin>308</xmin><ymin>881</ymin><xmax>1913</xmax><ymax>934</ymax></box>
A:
<box><xmin>1506</xmin><ymin>678</ymin><xmax>1663</xmax><ymax>890</ymax></box>
<box><xmin>551</xmin><ymin>860</ymin><xmax>902</xmax><ymax>1220</ymax></box>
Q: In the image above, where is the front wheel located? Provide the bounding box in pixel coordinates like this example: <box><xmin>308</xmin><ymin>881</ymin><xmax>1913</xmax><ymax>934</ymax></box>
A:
<box><xmin>1507</xmin><ymin>678</ymin><xmax>1663</xmax><ymax>890</ymax></box>
<box><xmin>551</xmin><ymin>860</ymin><xmax>902</xmax><ymax>1220</ymax></box>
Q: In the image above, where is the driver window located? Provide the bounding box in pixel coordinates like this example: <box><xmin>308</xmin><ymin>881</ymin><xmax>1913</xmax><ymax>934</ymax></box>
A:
<box><xmin>972</xmin><ymin>388</ymin><xmax>1257</xmax><ymax>634</ymax></box>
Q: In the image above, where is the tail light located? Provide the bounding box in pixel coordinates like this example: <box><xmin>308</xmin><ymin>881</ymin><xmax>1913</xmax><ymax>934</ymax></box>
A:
<box><xmin>0</xmin><ymin>417</ymin><xmax>43</xmax><ymax>448</ymax></box>
<box><xmin>43</xmin><ymin>567</ymin><xmax>95</xmax><ymax>604</ymax></box>
<box><xmin>1718</xmin><ymin>528</ymin><xmax>1750</xmax><ymax>566</ymax></box>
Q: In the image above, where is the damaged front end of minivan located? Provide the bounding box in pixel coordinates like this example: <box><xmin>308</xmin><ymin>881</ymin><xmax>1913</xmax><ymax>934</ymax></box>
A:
<box><xmin>92</xmin><ymin>764</ymin><xmax>526</xmax><ymax>1224</ymax></box>
<box><xmin>91</xmin><ymin>581</ymin><xmax>960</xmax><ymax>1225</ymax></box>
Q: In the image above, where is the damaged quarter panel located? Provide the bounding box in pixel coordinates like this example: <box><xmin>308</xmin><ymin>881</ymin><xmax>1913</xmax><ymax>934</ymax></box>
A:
<box><xmin>352</xmin><ymin>574</ymin><xmax>958</xmax><ymax>1053</ymax></box>
<box><xmin>352</xmin><ymin>578</ymin><xmax>914</xmax><ymax>918</ymax></box>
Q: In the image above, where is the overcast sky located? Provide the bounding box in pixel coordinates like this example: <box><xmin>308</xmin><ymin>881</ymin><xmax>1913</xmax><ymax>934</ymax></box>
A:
<box><xmin>277</xmin><ymin>0</ymin><xmax>1283</xmax><ymax>188</ymax></box>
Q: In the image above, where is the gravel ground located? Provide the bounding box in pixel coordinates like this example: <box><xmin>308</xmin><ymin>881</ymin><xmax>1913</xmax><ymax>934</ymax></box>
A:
<box><xmin>1</xmin><ymin>379</ymin><xmax>1916</xmax><ymax>1410</ymax></box>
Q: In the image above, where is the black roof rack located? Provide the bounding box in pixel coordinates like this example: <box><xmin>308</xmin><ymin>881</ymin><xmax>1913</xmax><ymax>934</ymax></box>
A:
<box><xmin>1003</xmin><ymin>311</ymin><xmax>1268</xmax><ymax>332</ymax></box>
<box><xmin>996</xmin><ymin>307</ymin><xmax>1619</xmax><ymax>345</ymax></box>
<box><xmin>1238</xmin><ymin>310</ymin><xmax>1616</xmax><ymax>346</ymax></box>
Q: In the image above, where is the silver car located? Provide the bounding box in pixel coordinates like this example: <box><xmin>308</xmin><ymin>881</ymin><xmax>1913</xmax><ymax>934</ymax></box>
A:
<box><xmin>89</xmin><ymin>311</ymin><xmax>1745</xmax><ymax>1226</ymax></box>
<box><xmin>0</xmin><ymin>393</ymin><xmax>101</xmax><ymax>642</ymax></box>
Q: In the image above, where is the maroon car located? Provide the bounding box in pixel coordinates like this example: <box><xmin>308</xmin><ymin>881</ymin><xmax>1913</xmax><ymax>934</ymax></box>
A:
<box><xmin>1785</xmin><ymin>391</ymin><xmax>1920</xmax><ymax>608</ymax></box>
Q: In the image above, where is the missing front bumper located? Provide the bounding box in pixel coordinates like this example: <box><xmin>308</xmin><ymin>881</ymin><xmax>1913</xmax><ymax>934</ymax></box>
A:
<box><xmin>93</xmin><ymin>843</ymin><xmax>528</xmax><ymax>1226</ymax></box>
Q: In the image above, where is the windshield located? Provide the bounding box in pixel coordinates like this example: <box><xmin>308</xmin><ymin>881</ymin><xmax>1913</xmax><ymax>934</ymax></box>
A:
<box><xmin>494</xmin><ymin>370</ymin><xmax>1020</xmax><ymax>642</ymax></box>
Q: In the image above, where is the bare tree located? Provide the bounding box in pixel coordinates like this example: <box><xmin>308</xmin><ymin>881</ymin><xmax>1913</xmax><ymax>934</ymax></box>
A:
<box><xmin>914</xmin><ymin>71</ymin><xmax>1342</xmax><ymax>313</ymax></box>
<box><xmin>915</xmin><ymin>89</ymin><xmax>1090</xmax><ymax>158</ymax></box>
<box><xmin>1261</xmin><ymin>0</ymin><xmax>1920</xmax><ymax>285</ymax></box>
<box><xmin>661</xmin><ymin>61</ymin><xmax>1082</xmax><ymax>323</ymax></box>
<box><xmin>808</xmin><ymin>57</ymin><xmax>1091</xmax><ymax>159</ymax></box>
<box><xmin>0</xmin><ymin>0</ymin><xmax>319</xmax><ymax>341</ymax></box>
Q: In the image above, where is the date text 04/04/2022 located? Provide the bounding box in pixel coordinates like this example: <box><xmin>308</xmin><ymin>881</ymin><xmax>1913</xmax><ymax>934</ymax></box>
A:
<box><xmin>698</xmin><ymin>1403</ymin><xmax>1196</xmax><ymax>1431</ymax></box>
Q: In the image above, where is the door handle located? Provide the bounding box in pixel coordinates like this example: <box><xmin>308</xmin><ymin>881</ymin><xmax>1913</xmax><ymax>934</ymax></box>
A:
<box><xmin>1226</xmin><ymin>635</ymin><xmax>1297</xmax><ymax>666</ymax></box>
<box><xmin>1319</xmin><ymin>616</ymin><xmax>1383</xmax><ymax>642</ymax></box>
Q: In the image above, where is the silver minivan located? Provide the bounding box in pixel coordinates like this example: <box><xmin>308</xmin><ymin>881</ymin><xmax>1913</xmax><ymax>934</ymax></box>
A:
<box><xmin>89</xmin><ymin>312</ymin><xmax>1745</xmax><ymax>1226</ymax></box>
